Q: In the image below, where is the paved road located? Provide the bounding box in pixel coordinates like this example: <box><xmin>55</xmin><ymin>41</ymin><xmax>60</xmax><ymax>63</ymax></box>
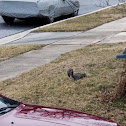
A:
<box><xmin>0</xmin><ymin>0</ymin><xmax>124</xmax><ymax>39</ymax></box>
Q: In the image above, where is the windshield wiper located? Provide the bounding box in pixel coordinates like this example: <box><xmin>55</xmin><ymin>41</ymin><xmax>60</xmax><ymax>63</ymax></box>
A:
<box><xmin>0</xmin><ymin>105</ymin><xmax>18</xmax><ymax>112</ymax></box>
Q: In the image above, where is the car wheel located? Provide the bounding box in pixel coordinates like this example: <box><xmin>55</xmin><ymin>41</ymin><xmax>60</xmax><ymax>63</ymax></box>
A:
<box><xmin>46</xmin><ymin>16</ymin><xmax>54</xmax><ymax>24</ymax></box>
<box><xmin>71</xmin><ymin>9</ymin><xmax>79</xmax><ymax>17</ymax></box>
<box><xmin>2</xmin><ymin>16</ymin><xmax>15</xmax><ymax>25</ymax></box>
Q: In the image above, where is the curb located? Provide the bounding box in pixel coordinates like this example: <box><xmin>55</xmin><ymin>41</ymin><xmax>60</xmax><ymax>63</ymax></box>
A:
<box><xmin>0</xmin><ymin>2</ymin><xmax>125</xmax><ymax>45</ymax></box>
<box><xmin>0</xmin><ymin>30</ymin><xmax>29</xmax><ymax>45</ymax></box>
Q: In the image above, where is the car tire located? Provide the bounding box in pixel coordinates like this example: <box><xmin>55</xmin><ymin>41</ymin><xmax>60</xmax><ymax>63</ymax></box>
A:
<box><xmin>2</xmin><ymin>16</ymin><xmax>15</xmax><ymax>25</ymax></box>
<box><xmin>71</xmin><ymin>9</ymin><xmax>79</xmax><ymax>17</ymax></box>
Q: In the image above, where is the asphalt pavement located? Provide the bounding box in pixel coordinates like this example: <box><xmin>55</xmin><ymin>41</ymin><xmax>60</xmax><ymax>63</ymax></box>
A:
<box><xmin>1</xmin><ymin>17</ymin><xmax>126</xmax><ymax>81</ymax></box>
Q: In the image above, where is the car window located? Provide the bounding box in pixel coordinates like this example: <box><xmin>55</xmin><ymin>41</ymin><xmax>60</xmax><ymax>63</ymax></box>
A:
<box><xmin>0</xmin><ymin>96</ymin><xmax>20</xmax><ymax>116</ymax></box>
<box><xmin>0</xmin><ymin>97</ymin><xmax>7</xmax><ymax>108</ymax></box>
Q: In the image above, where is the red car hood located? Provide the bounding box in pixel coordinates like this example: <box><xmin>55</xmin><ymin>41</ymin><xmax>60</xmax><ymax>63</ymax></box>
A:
<box><xmin>0</xmin><ymin>103</ymin><xmax>119</xmax><ymax>126</ymax></box>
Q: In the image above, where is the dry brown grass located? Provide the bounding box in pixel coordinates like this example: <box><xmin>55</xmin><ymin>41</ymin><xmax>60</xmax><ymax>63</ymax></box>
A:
<box><xmin>0</xmin><ymin>45</ymin><xmax>45</xmax><ymax>62</ymax></box>
<box><xmin>114</xmin><ymin>70</ymin><xmax>126</xmax><ymax>99</ymax></box>
<box><xmin>34</xmin><ymin>3</ymin><xmax>126</xmax><ymax>32</ymax></box>
<box><xmin>0</xmin><ymin>42</ymin><xmax>126</xmax><ymax>125</ymax></box>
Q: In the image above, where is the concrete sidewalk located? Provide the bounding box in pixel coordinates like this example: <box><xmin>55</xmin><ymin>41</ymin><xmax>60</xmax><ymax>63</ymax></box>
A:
<box><xmin>1</xmin><ymin>17</ymin><xmax>126</xmax><ymax>81</ymax></box>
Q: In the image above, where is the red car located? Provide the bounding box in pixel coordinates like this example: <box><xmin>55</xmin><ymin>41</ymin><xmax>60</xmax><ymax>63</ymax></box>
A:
<box><xmin>0</xmin><ymin>94</ymin><xmax>119</xmax><ymax>126</ymax></box>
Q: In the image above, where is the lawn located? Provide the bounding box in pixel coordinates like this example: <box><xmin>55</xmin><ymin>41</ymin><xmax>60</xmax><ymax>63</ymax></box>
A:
<box><xmin>0</xmin><ymin>45</ymin><xmax>45</xmax><ymax>62</ymax></box>
<box><xmin>0</xmin><ymin>42</ymin><xmax>126</xmax><ymax>126</ymax></box>
<box><xmin>33</xmin><ymin>3</ymin><xmax>126</xmax><ymax>32</ymax></box>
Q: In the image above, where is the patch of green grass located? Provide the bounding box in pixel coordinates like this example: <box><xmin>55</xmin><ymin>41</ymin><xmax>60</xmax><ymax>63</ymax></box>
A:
<box><xmin>0</xmin><ymin>42</ymin><xmax>126</xmax><ymax>125</ymax></box>
<box><xmin>33</xmin><ymin>3</ymin><xmax>126</xmax><ymax>32</ymax></box>
<box><xmin>113</xmin><ymin>99</ymin><xmax>126</xmax><ymax>109</ymax></box>
<box><xmin>0</xmin><ymin>45</ymin><xmax>45</xmax><ymax>62</ymax></box>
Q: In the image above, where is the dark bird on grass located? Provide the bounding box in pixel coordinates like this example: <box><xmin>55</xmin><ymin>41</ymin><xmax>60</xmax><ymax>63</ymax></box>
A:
<box><xmin>67</xmin><ymin>68</ymin><xmax>87</xmax><ymax>81</ymax></box>
<box><xmin>122</xmin><ymin>48</ymin><xmax>126</xmax><ymax>54</ymax></box>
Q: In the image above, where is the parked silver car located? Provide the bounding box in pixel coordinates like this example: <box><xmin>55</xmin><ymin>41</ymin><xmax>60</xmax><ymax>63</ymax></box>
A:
<box><xmin>0</xmin><ymin>0</ymin><xmax>80</xmax><ymax>24</ymax></box>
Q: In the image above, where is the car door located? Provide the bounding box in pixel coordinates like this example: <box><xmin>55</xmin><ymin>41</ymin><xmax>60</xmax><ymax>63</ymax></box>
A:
<box><xmin>54</xmin><ymin>0</ymin><xmax>73</xmax><ymax>17</ymax></box>
<box><xmin>65</xmin><ymin>0</ymin><xmax>79</xmax><ymax>12</ymax></box>
<box><xmin>63</xmin><ymin>0</ymin><xmax>74</xmax><ymax>15</ymax></box>
<box><xmin>54</xmin><ymin>0</ymin><xmax>65</xmax><ymax>17</ymax></box>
